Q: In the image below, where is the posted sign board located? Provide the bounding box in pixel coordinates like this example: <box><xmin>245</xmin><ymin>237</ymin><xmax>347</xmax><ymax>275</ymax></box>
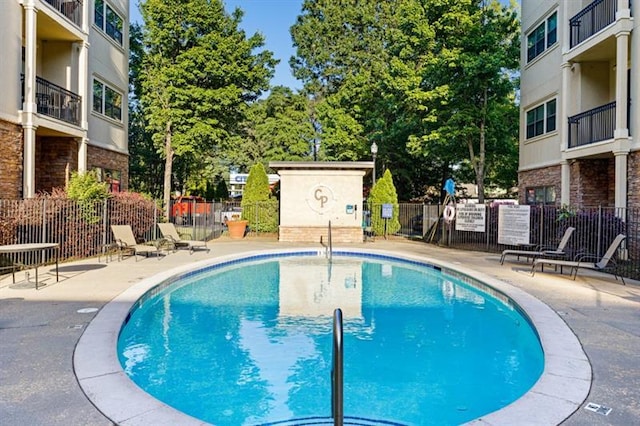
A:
<box><xmin>497</xmin><ymin>205</ymin><xmax>531</xmax><ymax>245</ymax></box>
<box><xmin>381</xmin><ymin>204</ymin><xmax>393</xmax><ymax>219</ymax></box>
<box><xmin>455</xmin><ymin>204</ymin><xmax>486</xmax><ymax>232</ymax></box>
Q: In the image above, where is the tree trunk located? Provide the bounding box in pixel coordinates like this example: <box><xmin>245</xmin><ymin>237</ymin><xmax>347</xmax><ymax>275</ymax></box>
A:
<box><xmin>163</xmin><ymin>121</ymin><xmax>174</xmax><ymax>215</ymax></box>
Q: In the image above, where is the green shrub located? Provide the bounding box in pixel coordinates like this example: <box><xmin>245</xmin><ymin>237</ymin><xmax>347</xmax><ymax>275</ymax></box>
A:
<box><xmin>67</xmin><ymin>171</ymin><xmax>110</xmax><ymax>201</ymax></box>
<box><xmin>368</xmin><ymin>169</ymin><xmax>401</xmax><ymax>235</ymax></box>
<box><xmin>241</xmin><ymin>163</ymin><xmax>278</xmax><ymax>232</ymax></box>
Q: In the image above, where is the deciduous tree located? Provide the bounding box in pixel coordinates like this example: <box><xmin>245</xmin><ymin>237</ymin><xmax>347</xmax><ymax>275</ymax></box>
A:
<box><xmin>139</xmin><ymin>0</ymin><xmax>276</xmax><ymax>209</ymax></box>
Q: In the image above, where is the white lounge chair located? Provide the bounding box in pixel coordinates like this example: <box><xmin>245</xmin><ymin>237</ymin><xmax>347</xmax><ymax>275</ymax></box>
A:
<box><xmin>500</xmin><ymin>227</ymin><xmax>575</xmax><ymax>265</ymax></box>
<box><xmin>158</xmin><ymin>222</ymin><xmax>209</xmax><ymax>254</ymax></box>
<box><xmin>531</xmin><ymin>234</ymin><xmax>626</xmax><ymax>285</ymax></box>
<box><xmin>110</xmin><ymin>225</ymin><xmax>164</xmax><ymax>261</ymax></box>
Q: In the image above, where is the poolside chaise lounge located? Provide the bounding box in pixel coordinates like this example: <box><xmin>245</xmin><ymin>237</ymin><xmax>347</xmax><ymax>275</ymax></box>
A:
<box><xmin>110</xmin><ymin>225</ymin><xmax>164</xmax><ymax>261</ymax></box>
<box><xmin>531</xmin><ymin>233</ymin><xmax>627</xmax><ymax>285</ymax></box>
<box><xmin>158</xmin><ymin>222</ymin><xmax>209</xmax><ymax>254</ymax></box>
<box><xmin>500</xmin><ymin>226</ymin><xmax>575</xmax><ymax>265</ymax></box>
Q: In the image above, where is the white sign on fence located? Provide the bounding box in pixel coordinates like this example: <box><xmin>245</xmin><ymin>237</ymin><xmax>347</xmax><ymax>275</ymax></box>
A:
<box><xmin>455</xmin><ymin>204</ymin><xmax>486</xmax><ymax>232</ymax></box>
<box><xmin>498</xmin><ymin>205</ymin><xmax>531</xmax><ymax>245</ymax></box>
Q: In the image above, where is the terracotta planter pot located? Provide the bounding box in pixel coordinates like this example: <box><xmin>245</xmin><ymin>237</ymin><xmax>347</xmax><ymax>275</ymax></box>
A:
<box><xmin>227</xmin><ymin>220</ymin><xmax>248</xmax><ymax>239</ymax></box>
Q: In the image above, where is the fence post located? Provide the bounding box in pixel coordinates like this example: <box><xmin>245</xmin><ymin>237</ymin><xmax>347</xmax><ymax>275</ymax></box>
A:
<box><xmin>102</xmin><ymin>198</ymin><xmax>108</xmax><ymax>251</ymax></box>
<box><xmin>40</xmin><ymin>199</ymin><xmax>47</xmax><ymax>264</ymax></box>
<box><xmin>597</xmin><ymin>205</ymin><xmax>603</xmax><ymax>258</ymax></box>
<box><xmin>154</xmin><ymin>203</ymin><xmax>160</xmax><ymax>240</ymax></box>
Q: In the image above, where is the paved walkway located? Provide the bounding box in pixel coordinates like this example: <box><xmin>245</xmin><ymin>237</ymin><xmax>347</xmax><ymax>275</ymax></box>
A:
<box><xmin>1</xmin><ymin>236</ymin><xmax>639</xmax><ymax>425</ymax></box>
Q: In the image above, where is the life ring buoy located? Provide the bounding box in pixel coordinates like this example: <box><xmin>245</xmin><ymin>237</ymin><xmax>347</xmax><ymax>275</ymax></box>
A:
<box><xmin>443</xmin><ymin>205</ymin><xmax>456</xmax><ymax>221</ymax></box>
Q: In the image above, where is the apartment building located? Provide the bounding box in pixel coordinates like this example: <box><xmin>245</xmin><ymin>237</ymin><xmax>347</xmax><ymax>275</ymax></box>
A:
<box><xmin>519</xmin><ymin>0</ymin><xmax>637</xmax><ymax>209</ymax></box>
<box><xmin>0</xmin><ymin>0</ymin><xmax>129</xmax><ymax>199</ymax></box>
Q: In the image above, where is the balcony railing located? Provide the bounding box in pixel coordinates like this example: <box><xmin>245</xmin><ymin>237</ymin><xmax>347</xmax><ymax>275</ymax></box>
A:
<box><xmin>21</xmin><ymin>74</ymin><xmax>82</xmax><ymax>126</ymax></box>
<box><xmin>44</xmin><ymin>0</ymin><xmax>83</xmax><ymax>27</ymax></box>
<box><xmin>568</xmin><ymin>101</ymin><xmax>616</xmax><ymax>148</ymax></box>
<box><xmin>570</xmin><ymin>0</ymin><xmax>617</xmax><ymax>48</ymax></box>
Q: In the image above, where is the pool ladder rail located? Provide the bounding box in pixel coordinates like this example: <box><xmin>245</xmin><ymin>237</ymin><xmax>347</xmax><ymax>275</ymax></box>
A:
<box><xmin>320</xmin><ymin>220</ymin><xmax>333</xmax><ymax>261</ymax></box>
<box><xmin>332</xmin><ymin>308</ymin><xmax>343</xmax><ymax>426</ymax></box>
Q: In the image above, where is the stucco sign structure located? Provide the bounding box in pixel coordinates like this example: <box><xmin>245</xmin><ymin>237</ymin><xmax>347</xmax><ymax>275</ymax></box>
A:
<box><xmin>269</xmin><ymin>161</ymin><xmax>374</xmax><ymax>243</ymax></box>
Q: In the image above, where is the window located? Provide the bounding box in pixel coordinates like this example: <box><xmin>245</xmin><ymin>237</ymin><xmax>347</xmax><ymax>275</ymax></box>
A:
<box><xmin>526</xmin><ymin>186</ymin><xmax>556</xmax><ymax>205</ymax></box>
<box><xmin>94</xmin><ymin>167</ymin><xmax>121</xmax><ymax>192</ymax></box>
<box><xmin>94</xmin><ymin>0</ymin><xmax>123</xmax><ymax>45</ymax></box>
<box><xmin>93</xmin><ymin>79</ymin><xmax>122</xmax><ymax>121</ymax></box>
<box><xmin>526</xmin><ymin>99</ymin><xmax>556</xmax><ymax>139</ymax></box>
<box><xmin>105</xmin><ymin>169</ymin><xmax>121</xmax><ymax>192</ymax></box>
<box><xmin>527</xmin><ymin>12</ymin><xmax>557</xmax><ymax>62</ymax></box>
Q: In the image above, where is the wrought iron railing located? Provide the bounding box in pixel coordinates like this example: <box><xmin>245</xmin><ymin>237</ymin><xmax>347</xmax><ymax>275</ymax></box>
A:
<box><xmin>568</xmin><ymin>101</ymin><xmax>616</xmax><ymax>148</ymax></box>
<box><xmin>44</xmin><ymin>0</ymin><xmax>83</xmax><ymax>27</ymax></box>
<box><xmin>21</xmin><ymin>74</ymin><xmax>82</xmax><ymax>125</ymax></box>
<box><xmin>570</xmin><ymin>0</ymin><xmax>617</xmax><ymax>48</ymax></box>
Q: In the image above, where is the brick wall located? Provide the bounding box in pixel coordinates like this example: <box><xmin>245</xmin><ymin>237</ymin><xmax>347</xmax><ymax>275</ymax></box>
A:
<box><xmin>36</xmin><ymin>136</ymin><xmax>78</xmax><ymax>193</ymax></box>
<box><xmin>518</xmin><ymin>165</ymin><xmax>561</xmax><ymax>205</ymax></box>
<box><xmin>0</xmin><ymin>119</ymin><xmax>23</xmax><ymax>199</ymax></box>
<box><xmin>279</xmin><ymin>226</ymin><xmax>363</xmax><ymax>243</ymax></box>
<box><xmin>570</xmin><ymin>158</ymin><xmax>614</xmax><ymax>207</ymax></box>
<box><xmin>627</xmin><ymin>151</ymin><xmax>640</xmax><ymax>209</ymax></box>
<box><xmin>87</xmin><ymin>145</ymin><xmax>129</xmax><ymax>192</ymax></box>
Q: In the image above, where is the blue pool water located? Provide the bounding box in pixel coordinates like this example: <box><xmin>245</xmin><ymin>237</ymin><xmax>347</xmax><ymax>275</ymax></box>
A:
<box><xmin>118</xmin><ymin>254</ymin><xmax>544</xmax><ymax>425</ymax></box>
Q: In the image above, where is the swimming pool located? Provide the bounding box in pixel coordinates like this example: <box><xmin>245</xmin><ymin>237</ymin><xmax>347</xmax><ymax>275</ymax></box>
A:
<box><xmin>118</xmin><ymin>252</ymin><xmax>544</xmax><ymax>424</ymax></box>
<box><xmin>74</xmin><ymin>248</ymin><xmax>591</xmax><ymax>425</ymax></box>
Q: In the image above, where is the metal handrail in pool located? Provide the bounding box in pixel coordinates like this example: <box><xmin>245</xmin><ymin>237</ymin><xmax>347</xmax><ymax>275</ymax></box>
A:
<box><xmin>320</xmin><ymin>220</ymin><xmax>333</xmax><ymax>261</ymax></box>
<box><xmin>332</xmin><ymin>308</ymin><xmax>343</xmax><ymax>426</ymax></box>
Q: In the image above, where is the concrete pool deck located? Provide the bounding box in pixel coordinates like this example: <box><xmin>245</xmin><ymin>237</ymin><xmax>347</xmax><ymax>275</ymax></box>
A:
<box><xmin>1</xmin><ymin>236</ymin><xmax>639</xmax><ymax>425</ymax></box>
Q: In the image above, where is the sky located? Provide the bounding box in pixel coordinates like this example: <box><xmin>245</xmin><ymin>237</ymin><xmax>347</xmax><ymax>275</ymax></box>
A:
<box><xmin>130</xmin><ymin>0</ymin><xmax>304</xmax><ymax>90</ymax></box>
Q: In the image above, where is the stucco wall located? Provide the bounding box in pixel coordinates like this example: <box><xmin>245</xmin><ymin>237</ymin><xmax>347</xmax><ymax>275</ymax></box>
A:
<box><xmin>278</xmin><ymin>169</ymin><xmax>365</xmax><ymax>243</ymax></box>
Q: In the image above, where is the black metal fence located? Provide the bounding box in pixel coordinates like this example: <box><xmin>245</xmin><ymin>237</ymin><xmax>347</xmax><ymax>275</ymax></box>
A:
<box><xmin>394</xmin><ymin>203</ymin><xmax>639</xmax><ymax>281</ymax></box>
<box><xmin>2</xmin><ymin>199</ymin><xmax>639</xmax><ymax>281</ymax></box>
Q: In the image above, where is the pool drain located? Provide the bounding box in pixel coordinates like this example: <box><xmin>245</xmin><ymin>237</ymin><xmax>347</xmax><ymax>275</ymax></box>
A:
<box><xmin>584</xmin><ymin>402</ymin><xmax>612</xmax><ymax>416</ymax></box>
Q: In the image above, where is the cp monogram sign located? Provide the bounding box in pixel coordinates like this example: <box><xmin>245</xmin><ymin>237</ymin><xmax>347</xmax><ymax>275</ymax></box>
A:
<box><xmin>307</xmin><ymin>184</ymin><xmax>335</xmax><ymax>214</ymax></box>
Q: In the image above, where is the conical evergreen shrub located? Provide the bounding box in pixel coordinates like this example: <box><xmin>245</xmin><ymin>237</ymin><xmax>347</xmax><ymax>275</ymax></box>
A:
<box><xmin>241</xmin><ymin>163</ymin><xmax>278</xmax><ymax>232</ymax></box>
<box><xmin>368</xmin><ymin>169</ymin><xmax>401</xmax><ymax>236</ymax></box>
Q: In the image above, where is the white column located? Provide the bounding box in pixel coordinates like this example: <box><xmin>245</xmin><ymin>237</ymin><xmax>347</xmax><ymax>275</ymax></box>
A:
<box><xmin>78</xmin><ymin>40</ymin><xmax>90</xmax><ymax>130</ymax></box>
<box><xmin>560</xmin><ymin>61</ymin><xmax>572</xmax><ymax>150</ymax></box>
<box><xmin>614</xmin><ymin>151</ymin><xmax>628</xmax><ymax>211</ymax></box>
<box><xmin>77</xmin><ymin>40</ymin><xmax>90</xmax><ymax>173</ymax></box>
<box><xmin>614</xmin><ymin>31</ymin><xmax>630</xmax><ymax>139</ymax></box>
<box><xmin>22</xmin><ymin>1</ymin><xmax>38</xmax><ymax>198</ymax></box>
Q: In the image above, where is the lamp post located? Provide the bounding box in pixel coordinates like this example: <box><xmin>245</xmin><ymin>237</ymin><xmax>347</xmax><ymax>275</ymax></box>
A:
<box><xmin>370</xmin><ymin>141</ymin><xmax>378</xmax><ymax>185</ymax></box>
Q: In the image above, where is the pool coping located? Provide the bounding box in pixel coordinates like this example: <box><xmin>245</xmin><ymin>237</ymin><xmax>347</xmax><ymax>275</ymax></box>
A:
<box><xmin>74</xmin><ymin>247</ymin><xmax>590</xmax><ymax>426</ymax></box>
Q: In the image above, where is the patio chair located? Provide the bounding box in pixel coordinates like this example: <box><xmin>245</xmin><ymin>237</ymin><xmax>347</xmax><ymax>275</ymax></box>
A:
<box><xmin>110</xmin><ymin>225</ymin><xmax>164</xmax><ymax>261</ymax></box>
<box><xmin>158</xmin><ymin>222</ymin><xmax>209</xmax><ymax>254</ymax></box>
<box><xmin>500</xmin><ymin>227</ymin><xmax>575</xmax><ymax>265</ymax></box>
<box><xmin>531</xmin><ymin>234</ymin><xmax>627</xmax><ymax>285</ymax></box>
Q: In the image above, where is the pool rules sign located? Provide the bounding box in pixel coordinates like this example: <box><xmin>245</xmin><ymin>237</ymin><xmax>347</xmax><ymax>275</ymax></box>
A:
<box><xmin>454</xmin><ymin>204</ymin><xmax>486</xmax><ymax>232</ymax></box>
<box><xmin>498</xmin><ymin>205</ymin><xmax>531</xmax><ymax>245</ymax></box>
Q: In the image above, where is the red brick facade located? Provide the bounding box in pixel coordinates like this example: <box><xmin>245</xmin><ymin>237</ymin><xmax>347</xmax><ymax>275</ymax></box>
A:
<box><xmin>0</xmin><ymin>119</ymin><xmax>23</xmax><ymax>199</ymax></box>
<box><xmin>519</xmin><ymin>153</ymin><xmax>639</xmax><ymax>208</ymax></box>
<box><xmin>518</xmin><ymin>165</ymin><xmax>561</xmax><ymax>205</ymax></box>
<box><xmin>627</xmin><ymin>151</ymin><xmax>640</xmax><ymax>208</ymax></box>
<box><xmin>0</xmin><ymin>119</ymin><xmax>129</xmax><ymax>197</ymax></box>
<box><xmin>87</xmin><ymin>145</ymin><xmax>129</xmax><ymax>192</ymax></box>
<box><xmin>569</xmin><ymin>158</ymin><xmax>615</xmax><ymax>207</ymax></box>
<box><xmin>35</xmin><ymin>136</ymin><xmax>78</xmax><ymax>193</ymax></box>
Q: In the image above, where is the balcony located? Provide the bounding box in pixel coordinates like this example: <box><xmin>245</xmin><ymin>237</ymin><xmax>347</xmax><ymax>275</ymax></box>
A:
<box><xmin>44</xmin><ymin>0</ymin><xmax>83</xmax><ymax>27</ymax></box>
<box><xmin>569</xmin><ymin>0</ymin><xmax>617</xmax><ymax>48</ymax></box>
<box><xmin>21</xmin><ymin>74</ymin><xmax>82</xmax><ymax>126</ymax></box>
<box><xmin>568</xmin><ymin>102</ymin><xmax>616</xmax><ymax>148</ymax></box>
